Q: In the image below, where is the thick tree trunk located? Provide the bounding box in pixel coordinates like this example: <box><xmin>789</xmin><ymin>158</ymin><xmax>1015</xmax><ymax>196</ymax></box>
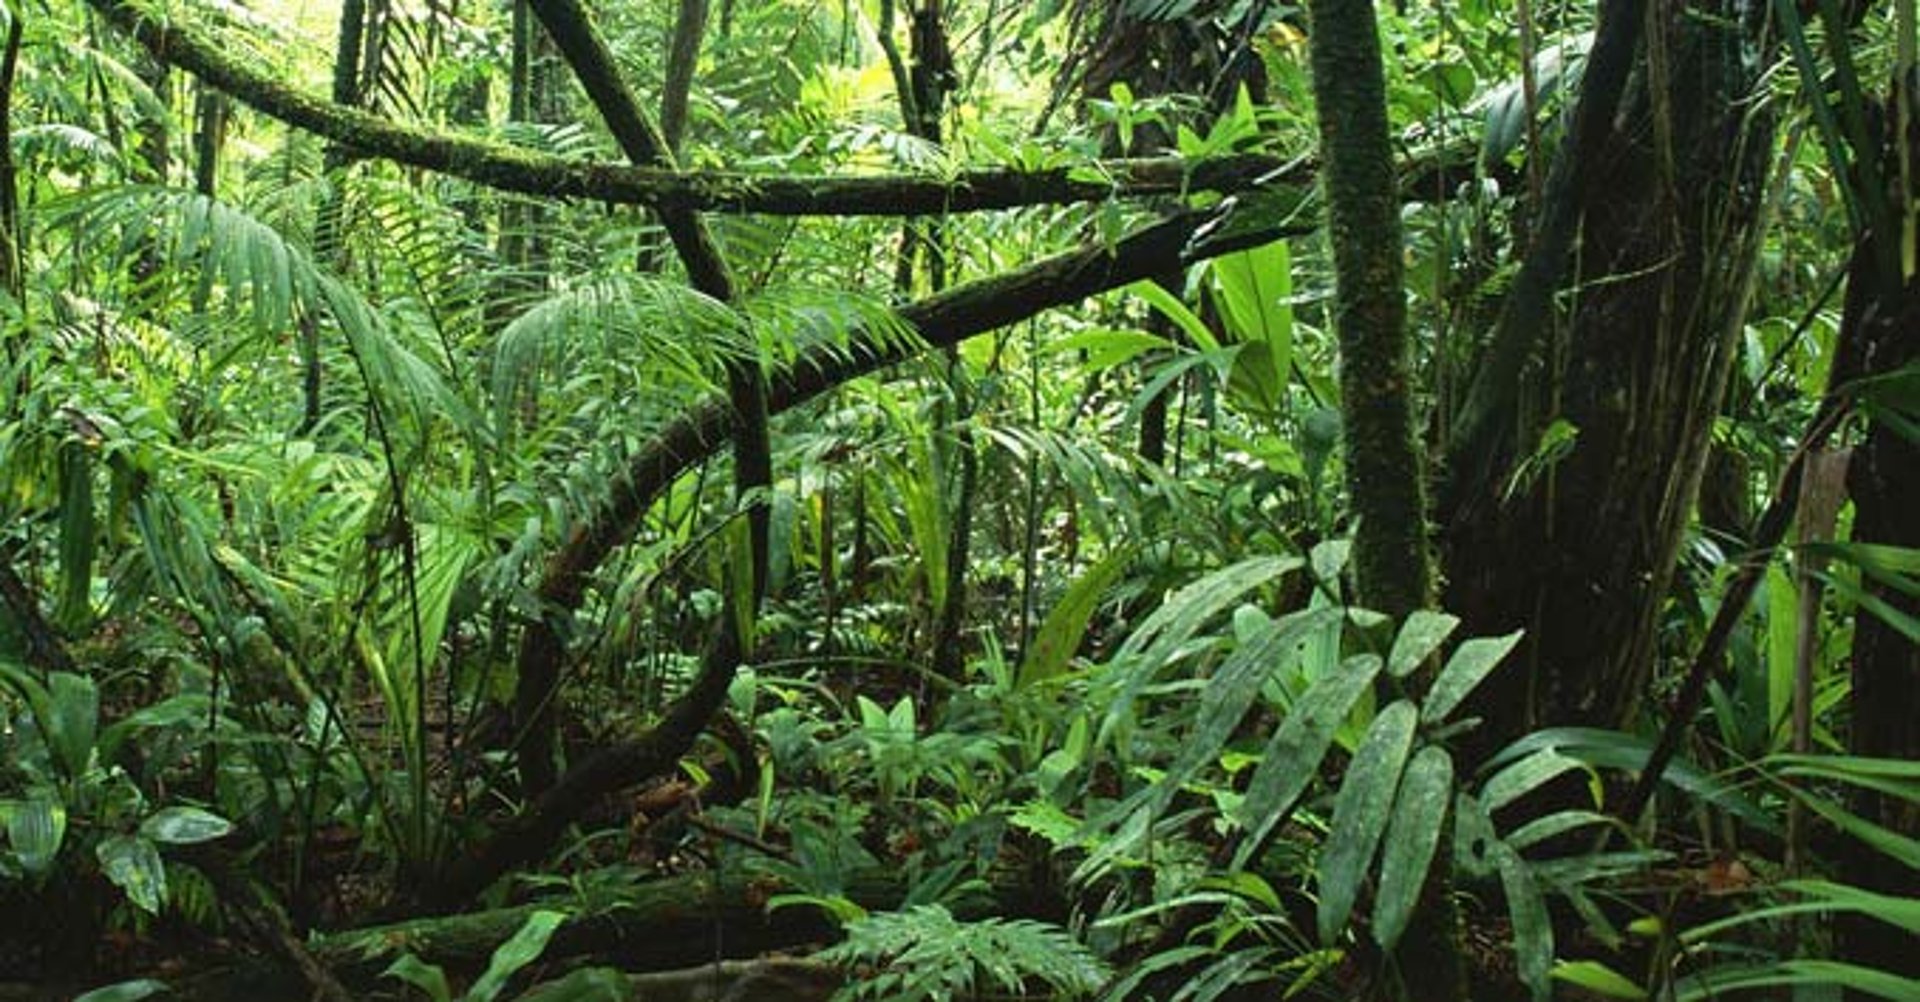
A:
<box><xmin>1832</xmin><ymin>180</ymin><xmax>1920</xmax><ymax>992</ymax></box>
<box><xmin>1304</xmin><ymin>0</ymin><xmax>1457</xmax><ymax>995</ymax></box>
<box><xmin>1441</xmin><ymin>0</ymin><xmax>1777</xmax><ymax>744</ymax></box>
<box><xmin>1306</xmin><ymin>0</ymin><xmax>1431</xmax><ymax>619</ymax></box>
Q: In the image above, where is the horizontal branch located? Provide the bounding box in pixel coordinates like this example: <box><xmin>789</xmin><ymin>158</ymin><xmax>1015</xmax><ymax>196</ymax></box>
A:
<box><xmin>86</xmin><ymin>0</ymin><xmax>1297</xmax><ymax>215</ymax></box>
<box><xmin>540</xmin><ymin>203</ymin><xmax>1311</xmax><ymax>612</ymax></box>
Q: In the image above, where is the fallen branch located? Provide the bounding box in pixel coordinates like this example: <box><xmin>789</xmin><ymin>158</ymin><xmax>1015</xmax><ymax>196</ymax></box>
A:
<box><xmin>84</xmin><ymin>0</ymin><xmax>1292</xmax><ymax>216</ymax></box>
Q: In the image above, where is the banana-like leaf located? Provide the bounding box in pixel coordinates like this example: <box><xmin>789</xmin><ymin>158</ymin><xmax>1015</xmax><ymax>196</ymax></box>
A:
<box><xmin>97</xmin><ymin>834</ymin><xmax>167</xmax><ymax>915</ymax></box>
<box><xmin>45</xmin><ymin>672</ymin><xmax>100</xmax><ymax>781</ymax></box>
<box><xmin>469</xmin><ymin>910</ymin><xmax>566</xmax><ymax>1002</ymax></box>
<box><xmin>1388</xmin><ymin>610</ymin><xmax>1459</xmax><ymax>679</ymax></box>
<box><xmin>1018</xmin><ymin>546</ymin><xmax>1136</xmax><ymax>688</ymax></box>
<box><xmin>1232</xmin><ymin>655</ymin><xmax>1381</xmax><ymax>869</ymax></box>
<box><xmin>1421</xmin><ymin>629</ymin><xmax>1522</xmax><ymax>724</ymax></box>
<box><xmin>1372</xmin><ymin>745</ymin><xmax>1453</xmax><ymax>951</ymax></box>
<box><xmin>140</xmin><ymin>806</ymin><xmax>233</xmax><ymax>846</ymax></box>
<box><xmin>1318</xmin><ymin>700</ymin><xmax>1417</xmax><ymax>943</ymax></box>
<box><xmin>1</xmin><ymin>797</ymin><xmax>67</xmax><ymax>874</ymax></box>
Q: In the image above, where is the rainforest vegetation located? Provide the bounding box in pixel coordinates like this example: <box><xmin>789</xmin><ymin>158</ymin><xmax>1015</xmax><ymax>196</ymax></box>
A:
<box><xmin>2</xmin><ymin>0</ymin><xmax>1919</xmax><ymax>998</ymax></box>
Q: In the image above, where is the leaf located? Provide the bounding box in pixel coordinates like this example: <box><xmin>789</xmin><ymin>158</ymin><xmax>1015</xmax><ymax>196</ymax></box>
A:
<box><xmin>3</xmin><ymin>797</ymin><xmax>68</xmax><ymax>874</ymax></box>
<box><xmin>1680</xmin><ymin>879</ymin><xmax>1920</xmax><ymax>945</ymax></box>
<box><xmin>140</xmin><ymin>807</ymin><xmax>234</xmax><ymax>846</ymax></box>
<box><xmin>1018</xmin><ymin>546</ymin><xmax>1135</xmax><ymax>687</ymax></box>
<box><xmin>382</xmin><ymin>954</ymin><xmax>452</xmax><ymax>1002</ymax></box>
<box><xmin>1232</xmin><ymin>655</ymin><xmax>1382</xmax><ymax>869</ymax></box>
<box><xmin>1495</xmin><ymin>839</ymin><xmax>1553</xmax><ymax>1001</ymax></box>
<box><xmin>1318</xmin><ymin>700</ymin><xmax>1418</xmax><ymax>943</ymax></box>
<box><xmin>1212</xmin><ymin>240</ymin><xmax>1295</xmax><ymax>413</ymax></box>
<box><xmin>1486</xmin><ymin>727</ymin><xmax>1772</xmax><ymax>829</ymax></box>
<box><xmin>1480</xmin><ymin>749</ymin><xmax>1591</xmax><ymax>814</ymax></box>
<box><xmin>1765</xmin><ymin>563</ymin><xmax>1796</xmax><ymax>740</ymax></box>
<box><xmin>1099</xmin><ymin>555</ymin><xmax>1303</xmax><ymax>749</ymax></box>
<box><xmin>1421</xmin><ymin>630</ymin><xmax>1522</xmax><ymax>724</ymax></box>
<box><xmin>1372</xmin><ymin>746</ymin><xmax>1454</xmax><ymax>951</ymax></box>
<box><xmin>1551</xmin><ymin>960</ymin><xmax>1647</xmax><ymax>999</ymax></box>
<box><xmin>1678</xmin><ymin>960</ymin><xmax>1920</xmax><ymax>1002</ymax></box>
<box><xmin>55</xmin><ymin>439</ymin><xmax>97</xmax><ymax>631</ymax></box>
<box><xmin>72</xmin><ymin>980</ymin><xmax>172</xmax><ymax>1002</ymax></box>
<box><xmin>468</xmin><ymin>909</ymin><xmax>566</xmax><ymax>1002</ymax></box>
<box><xmin>1127</xmin><ymin>279</ymin><xmax>1220</xmax><ymax>351</ymax></box>
<box><xmin>1157</xmin><ymin>606</ymin><xmax>1341</xmax><ymax>802</ymax></box>
<box><xmin>1388</xmin><ymin>610</ymin><xmax>1459</xmax><ymax>679</ymax></box>
<box><xmin>97</xmin><ymin>834</ymin><xmax>167</xmax><ymax>915</ymax></box>
<box><xmin>46</xmin><ymin>671</ymin><xmax>101</xmax><ymax>781</ymax></box>
<box><xmin>1045</xmin><ymin>328</ymin><xmax>1174</xmax><ymax>371</ymax></box>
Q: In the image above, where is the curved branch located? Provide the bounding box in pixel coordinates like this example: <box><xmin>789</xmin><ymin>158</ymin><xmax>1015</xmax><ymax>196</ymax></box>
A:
<box><xmin>445</xmin><ymin>206</ymin><xmax>1306</xmax><ymax>902</ymax></box>
<box><xmin>84</xmin><ymin>0</ymin><xmax>1294</xmax><ymax>215</ymax></box>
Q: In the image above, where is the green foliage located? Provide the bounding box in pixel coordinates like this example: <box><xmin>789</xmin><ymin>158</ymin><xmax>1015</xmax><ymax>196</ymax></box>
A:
<box><xmin>820</xmin><ymin>904</ymin><xmax>1109</xmax><ymax>1002</ymax></box>
<box><xmin>383</xmin><ymin>910</ymin><xmax>566</xmax><ymax>1002</ymax></box>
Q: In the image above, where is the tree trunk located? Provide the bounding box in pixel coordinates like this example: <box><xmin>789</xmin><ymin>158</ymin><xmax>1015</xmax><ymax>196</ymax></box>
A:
<box><xmin>1304</xmin><ymin>0</ymin><xmax>1457</xmax><ymax>995</ymax></box>
<box><xmin>1831</xmin><ymin>128</ymin><xmax>1920</xmax><ymax>991</ymax></box>
<box><xmin>1441</xmin><ymin>0</ymin><xmax>1778</xmax><ymax>745</ymax></box>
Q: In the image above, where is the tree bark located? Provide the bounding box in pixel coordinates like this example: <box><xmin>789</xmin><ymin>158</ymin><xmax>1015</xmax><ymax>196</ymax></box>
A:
<box><xmin>83</xmin><ymin>0</ymin><xmax>1299</xmax><ymax>216</ymax></box>
<box><xmin>509</xmin><ymin>0</ymin><xmax>767</xmax><ymax>799</ymax></box>
<box><xmin>1831</xmin><ymin>162</ymin><xmax>1920</xmax><ymax>992</ymax></box>
<box><xmin>660</xmin><ymin>0</ymin><xmax>709</xmax><ymax>156</ymax></box>
<box><xmin>1306</xmin><ymin>0</ymin><xmax>1432</xmax><ymax>619</ymax></box>
<box><xmin>1441</xmin><ymin>0</ymin><xmax>1778</xmax><ymax>744</ymax></box>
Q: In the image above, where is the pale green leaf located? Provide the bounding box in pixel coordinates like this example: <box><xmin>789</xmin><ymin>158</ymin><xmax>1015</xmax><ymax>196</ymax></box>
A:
<box><xmin>1422</xmin><ymin>630</ymin><xmax>1522</xmax><ymax>724</ymax></box>
<box><xmin>1372</xmin><ymin>746</ymin><xmax>1453</xmax><ymax>951</ymax></box>
<box><xmin>1232</xmin><ymin>655</ymin><xmax>1382</xmax><ymax>869</ymax></box>
<box><xmin>1388</xmin><ymin>610</ymin><xmax>1459</xmax><ymax>679</ymax></box>
<box><xmin>1318</xmin><ymin>700</ymin><xmax>1417</xmax><ymax>943</ymax></box>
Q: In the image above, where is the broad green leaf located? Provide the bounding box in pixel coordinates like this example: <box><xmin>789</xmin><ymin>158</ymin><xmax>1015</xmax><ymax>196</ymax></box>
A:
<box><xmin>1681</xmin><ymin>879</ymin><xmax>1920</xmax><ymax>944</ymax></box>
<box><xmin>1765</xmin><ymin>563</ymin><xmax>1796</xmax><ymax>740</ymax></box>
<box><xmin>1480</xmin><ymin>749</ymin><xmax>1591</xmax><ymax>814</ymax></box>
<box><xmin>1372</xmin><ymin>746</ymin><xmax>1453</xmax><ymax>951</ymax></box>
<box><xmin>1388</xmin><ymin>610</ymin><xmax>1459</xmax><ymax>679</ymax></box>
<box><xmin>1045</xmin><ymin>328</ymin><xmax>1174</xmax><ymax>371</ymax></box>
<box><xmin>46</xmin><ymin>671</ymin><xmax>100</xmax><ymax>780</ymax></box>
<box><xmin>1318</xmin><ymin>700</ymin><xmax>1417</xmax><ymax>943</ymax></box>
<box><xmin>382</xmin><ymin>954</ymin><xmax>452</xmax><ymax>1002</ymax></box>
<box><xmin>99</xmin><ymin>694</ymin><xmax>216</xmax><ymax>761</ymax></box>
<box><xmin>72</xmin><ymin>979</ymin><xmax>171</xmax><ymax>1002</ymax></box>
<box><xmin>1018</xmin><ymin>546</ymin><xmax>1135</xmax><ymax>687</ymax></box>
<box><xmin>97</xmin><ymin>834</ymin><xmax>167</xmax><ymax>915</ymax></box>
<box><xmin>1127</xmin><ymin>279</ymin><xmax>1220</xmax><ymax>351</ymax></box>
<box><xmin>468</xmin><ymin>909</ymin><xmax>566</xmax><ymax>1002</ymax></box>
<box><xmin>56</xmin><ymin>440</ymin><xmax>97</xmax><ymax>631</ymax></box>
<box><xmin>1551</xmin><ymin>960</ymin><xmax>1647</xmax><ymax>999</ymax></box>
<box><xmin>1232</xmin><ymin>655</ymin><xmax>1382</xmax><ymax>869</ymax></box>
<box><xmin>1132</xmin><ymin>606</ymin><xmax>1341</xmax><ymax>825</ymax></box>
<box><xmin>1212</xmin><ymin>240</ymin><xmax>1295</xmax><ymax>413</ymax></box>
<box><xmin>1421</xmin><ymin>630</ymin><xmax>1522</xmax><ymax>724</ymax></box>
<box><xmin>3</xmin><ymin>797</ymin><xmax>67</xmax><ymax>874</ymax></box>
<box><xmin>140</xmin><ymin>806</ymin><xmax>234</xmax><ymax>846</ymax></box>
<box><xmin>1099</xmin><ymin>555</ymin><xmax>1303</xmax><ymax>748</ymax></box>
<box><xmin>1495</xmin><ymin>839</ymin><xmax>1553</xmax><ymax>1001</ymax></box>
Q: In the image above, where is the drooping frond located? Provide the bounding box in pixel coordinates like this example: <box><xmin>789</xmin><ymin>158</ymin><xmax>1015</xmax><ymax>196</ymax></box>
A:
<box><xmin>44</xmin><ymin>185</ymin><xmax>477</xmax><ymax>442</ymax></box>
